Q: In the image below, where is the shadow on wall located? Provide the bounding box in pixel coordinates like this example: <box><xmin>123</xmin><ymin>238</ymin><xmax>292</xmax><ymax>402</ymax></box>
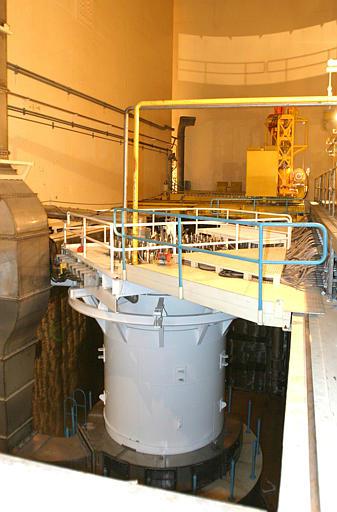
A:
<box><xmin>177</xmin><ymin>20</ymin><xmax>337</xmax><ymax>87</ymax></box>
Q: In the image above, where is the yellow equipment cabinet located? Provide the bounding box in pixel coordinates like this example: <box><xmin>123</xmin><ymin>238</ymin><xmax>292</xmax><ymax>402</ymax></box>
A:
<box><xmin>246</xmin><ymin>148</ymin><xmax>279</xmax><ymax>197</ymax></box>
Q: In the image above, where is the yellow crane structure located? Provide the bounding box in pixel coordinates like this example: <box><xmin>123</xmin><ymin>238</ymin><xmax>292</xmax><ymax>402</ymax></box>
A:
<box><xmin>265</xmin><ymin>107</ymin><xmax>308</xmax><ymax>197</ymax></box>
<box><xmin>246</xmin><ymin>107</ymin><xmax>309</xmax><ymax>198</ymax></box>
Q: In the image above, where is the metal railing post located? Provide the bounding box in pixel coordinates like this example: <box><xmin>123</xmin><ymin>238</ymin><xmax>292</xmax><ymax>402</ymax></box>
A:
<box><xmin>122</xmin><ymin>210</ymin><xmax>126</xmax><ymax>280</ymax></box>
<box><xmin>63</xmin><ymin>221</ymin><xmax>67</xmax><ymax>246</ymax></box>
<box><xmin>250</xmin><ymin>440</ymin><xmax>257</xmax><ymax>480</ymax></box>
<box><xmin>110</xmin><ymin>224</ymin><xmax>114</xmax><ymax>273</ymax></box>
<box><xmin>332</xmin><ymin>167</ymin><xmax>336</xmax><ymax>217</ymax></box>
<box><xmin>258</xmin><ymin>224</ymin><xmax>264</xmax><ymax>325</ymax></box>
<box><xmin>192</xmin><ymin>474</ymin><xmax>197</xmax><ymax>493</ymax></box>
<box><xmin>83</xmin><ymin>217</ymin><xmax>87</xmax><ymax>257</ymax></box>
<box><xmin>229</xmin><ymin>459</ymin><xmax>236</xmax><ymax>500</ymax></box>
<box><xmin>256</xmin><ymin>418</ymin><xmax>261</xmax><ymax>454</ymax></box>
<box><xmin>177</xmin><ymin>216</ymin><xmax>183</xmax><ymax>299</ymax></box>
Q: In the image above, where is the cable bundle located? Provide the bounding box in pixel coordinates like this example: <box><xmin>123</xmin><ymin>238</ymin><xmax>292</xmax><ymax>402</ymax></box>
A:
<box><xmin>281</xmin><ymin>228</ymin><xmax>321</xmax><ymax>290</ymax></box>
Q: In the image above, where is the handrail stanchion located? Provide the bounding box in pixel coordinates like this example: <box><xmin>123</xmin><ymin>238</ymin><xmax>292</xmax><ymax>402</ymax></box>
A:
<box><xmin>63</xmin><ymin>221</ymin><xmax>67</xmax><ymax>246</ymax></box>
<box><xmin>152</xmin><ymin>213</ymin><xmax>155</xmax><ymax>236</ymax></box>
<box><xmin>172</xmin><ymin>221</ymin><xmax>177</xmax><ymax>256</ymax></box>
<box><xmin>121</xmin><ymin>210</ymin><xmax>126</xmax><ymax>280</ymax></box>
<box><xmin>229</xmin><ymin>458</ymin><xmax>236</xmax><ymax>501</ymax></box>
<box><xmin>258</xmin><ymin>224</ymin><xmax>264</xmax><ymax>325</ymax></box>
<box><xmin>177</xmin><ymin>217</ymin><xmax>183</xmax><ymax>299</ymax></box>
<box><xmin>83</xmin><ymin>217</ymin><xmax>87</xmax><ymax>257</ymax></box>
<box><xmin>110</xmin><ymin>224</ymin><xmax>114</xmax><ymax>273</ymax></box>
<box><xmin>287</xmin><ymin>225</ymin><xmax>292</xmax><ymax>250</ymax></box>
<box><xmin>256</xmin><ymin>418</ymin><xmax>261</xmax><ymax>454</ymax></box>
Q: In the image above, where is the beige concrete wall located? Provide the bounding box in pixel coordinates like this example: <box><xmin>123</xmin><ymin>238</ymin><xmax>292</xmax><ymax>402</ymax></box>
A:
<box><xmin>7</xmin><ymin>0</ymin><xmax>173</xmax><ymax>207</ymax></box>
<box><xmin>172</xmin><ymin>0</ymin><xmax>337</xmax><ymax>196</ymax></box>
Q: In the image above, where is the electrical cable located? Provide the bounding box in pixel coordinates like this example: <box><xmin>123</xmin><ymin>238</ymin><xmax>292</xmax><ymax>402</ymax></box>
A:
<box><xmin>280</xmin><ymin>227</ymin><xmax>322</xmax><ymax>290</ymax></box>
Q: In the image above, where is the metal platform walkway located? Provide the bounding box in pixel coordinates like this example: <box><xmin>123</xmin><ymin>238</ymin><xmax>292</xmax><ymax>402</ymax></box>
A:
<box><xmin>55</xmin><ymin>207</ymin><xmax>327</xmax><ymax>329</ymax></box>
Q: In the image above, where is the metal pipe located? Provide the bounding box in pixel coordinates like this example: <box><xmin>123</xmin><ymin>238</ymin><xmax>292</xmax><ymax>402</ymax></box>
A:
<box><xmin>258</xmin><ymin>224</ymin><xmax>264</xmax><ymax>324</ymax></box>
<box><xmin>8</xmin><ymin>91</ymin><xmax>173</xmax><ymax>146</ymax></box>
<box><xmin>130</xmin><ymin>95</ymin><xmax>337</xmax><ymax>248</ymax></box>
<box><xmin>83</xmin><ymin>217</ymin><xmax>87</xmax><ymax>257</ymax></box>
<box><xmin>256</xmin><ymin>418</ymin><xmax>261</xmax><ymax>455</ymax></box>
<box><xmin>229</xmin><ymin>458</ymin><xmax>236</xmax><ymax>500</ymax></box>
<box><xmin>132</xmin><ymin>105</ymin><xmax>140</xmax><ymax>264</ymax></box>
<box><xmin>9</xmin><ymin>105</ymin><xmax>169</xmax><ymax>153</ymax></box>
<box><xmin>192</xmin><ymin>474</ymin><xmax>197</xmax><ymax>493</ymax></box>
<box><xmin>177</xmin><ymin>116</ymin><xmax>196</xmax><ymax>191</ymax></box>
<box><xmin>110</xmin><ymin>224</ymin><xmax>114</xmax><ymax>273</ymax></box>
<box><xmin>250</xmin><ymin>440</ymin><xmax>257</xmax><ymax>480</ymax></box>
<box><xmin>7</xmin><ymin>62</ymin><xmax>173</xmax><ymax>132</ymax></box>
<box><xmin>178</xmin><ymin>217</ymin><xmax>183</xmax><ymax>299</ymax></box>
<box><xmin>123</xmin><ymin>110</ymin><xmax>130</xmax><ymax>209</ymax></box>
<box><xmin>0</xmin><ymin>0</ymin><xmax>8</xmax><ymax>158</ymax></box>
<box><xmin>8</xmin><ymin>114</ymin><xmax>168</xmax><ymax>156</ymax></box>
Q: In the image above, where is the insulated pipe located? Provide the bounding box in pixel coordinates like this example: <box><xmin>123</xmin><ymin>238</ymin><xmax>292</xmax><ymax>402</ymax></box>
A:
<box><xmin>0</xmin><ymin>0</ymin><xmax>8</xmax><ymax>158</ymax></box>
<box><xmin>7</xmin><ymin>62</ymin><xmax>173</xmax><ymax>132</ymax></box>
<box><xmin>9</xmin><ymin>92</ymin><xmax>173</xmax><ymax>146</ymax></box>
<box><xmin>132</xmin><ymin>105</ymin><xmax>140</xmax><ymax>264</ymax></box>
<box><xmin>123</xmin><ymin>109</ymin><xmax>130</xmax><ymax>209</ymax></box>
<box><xmin>128</xmin><ymin>95</ymin><xmax>337</xmax><ymax>263</ymax></box>
<box><xmin>177</xmin><ymin>116</ymin><xmax>196</xmax><ymax>191</ymax></box>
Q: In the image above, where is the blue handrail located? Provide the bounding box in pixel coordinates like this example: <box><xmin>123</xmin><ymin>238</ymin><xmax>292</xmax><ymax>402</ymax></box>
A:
<box><xmin>112</xmin><ymin>208</ymin><xmax>328</xmax><ymax>323</ymax></box>
<box><xmin>210</xmin><ymin>196</ymin><xmax>303</xmax><ymax>211</ymax></box>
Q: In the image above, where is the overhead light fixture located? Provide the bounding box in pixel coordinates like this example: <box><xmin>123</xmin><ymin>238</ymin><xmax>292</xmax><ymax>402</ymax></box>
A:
<box><xmin>326</xmin><ymin>58</ymin><xmax>337</xmax><ymax>96</ymax></box>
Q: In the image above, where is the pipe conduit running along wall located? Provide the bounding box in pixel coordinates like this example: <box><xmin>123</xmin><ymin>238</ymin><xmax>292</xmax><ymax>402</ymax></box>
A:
<box><xmin>0</xmin><ymin>0</ymin><xmax>9</xmax><ymax>160</ymax></box>
<box><xmin>177</xmin><ymin>116</ymin><xmax>196</xmax><ymax>191</ymax></box>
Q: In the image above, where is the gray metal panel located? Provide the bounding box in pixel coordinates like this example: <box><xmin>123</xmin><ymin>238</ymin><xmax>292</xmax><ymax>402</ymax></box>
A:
<box><xmin>0</xmin><ymin>239</ymin><xmax>18</xmax><ymax>296</ymax></box>
<box><xmin>0</xmin><ymin>179</ymin><xmax>49</xmax><ymax>451</ymax></box>
<box><xmin>0</xmin><ymin>381</ymin><xmax>34</xmax><ymax>437</ymax></box>
<box><xmin>0</xmin><ymin>237</ymin><xmax>49</xmax><ymax>298</ymax></box>
<box><xmin>0</xmin><ymin>195</ymin><xmax>48</xmax><ymax>236</ymax></box>
<box><xmin>17</xmin><ymin>235</ymin><xmax>50</xmax><ymax>296</ymax></box>
<box><xmin>0</xmin><ymin>290</ymin><xmax>49</xmax><ymax>356</ymax></box>
<box><xmin>0</xmin><ymin>342</ymin><xmax>36</xmax><ymax>397</ymax></box>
